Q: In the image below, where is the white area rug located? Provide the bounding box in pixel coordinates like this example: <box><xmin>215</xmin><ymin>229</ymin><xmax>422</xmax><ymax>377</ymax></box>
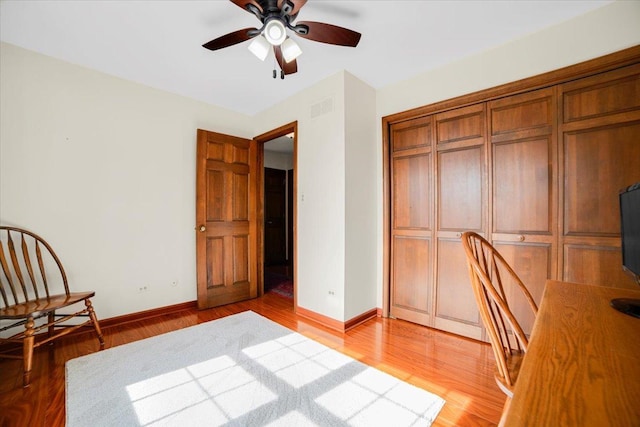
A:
<box><xmin>66</xmin><ymin>311</ymin><xmax>445</xmax><ymax>426</ymax></box>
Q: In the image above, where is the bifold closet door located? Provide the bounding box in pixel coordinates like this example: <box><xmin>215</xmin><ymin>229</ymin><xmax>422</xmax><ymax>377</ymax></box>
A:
<box><xmin>433</xmin><ymin>104</ymin><xmax>487</xmax><ymax>339</ymax></box>
<box><xmin>488</xmin><ymin>88</ymin><xmax>557</xmax><ymax>336</ymax></box>
<box><xmin>559</xmin><ymin>63</ymin><xmax>640</xmax><ymax>290</ymax></box>
<box><xmin>389</xmin><ymin>116</ymin><xmax>434</xmax><ymax>326</ymax></box>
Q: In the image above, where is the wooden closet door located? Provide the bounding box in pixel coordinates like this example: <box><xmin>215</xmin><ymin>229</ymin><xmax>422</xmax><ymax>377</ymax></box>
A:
<box><xmin>489</xmin><ymin>88</ymin><xmax>556</xmax><ymax>335</ymax></box>
<box><xmin>390</xmin><ymin>116</ymin><xmax>434</xmax><ymax>326</ymax></box>
<box><xmin>433</xmin><ymin>104</ymin><xmax>487</xmax><ymax>339</ymax></box>
<box><xmin>559</xmin><ymin>64</ymin><xmax>640</xmax><ymax>290</ymax></box>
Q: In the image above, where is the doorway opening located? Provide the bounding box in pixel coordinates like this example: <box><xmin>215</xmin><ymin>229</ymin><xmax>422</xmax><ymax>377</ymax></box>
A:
<box><xmin>256</xmin><ymin>122</ymin><xmax>297</xmax><ymax>307</ymax></box>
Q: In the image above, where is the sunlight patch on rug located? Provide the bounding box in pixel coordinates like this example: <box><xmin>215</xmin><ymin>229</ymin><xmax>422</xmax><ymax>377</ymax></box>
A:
<box><xmin>124</xmin><ymin>355</ymin><xmax>278</xmax><ymax>425</ymax></box>
<box><xmin>66</xmin><ymin>311</ymin><xmax>445</xmax><ymax>426</ymax></box>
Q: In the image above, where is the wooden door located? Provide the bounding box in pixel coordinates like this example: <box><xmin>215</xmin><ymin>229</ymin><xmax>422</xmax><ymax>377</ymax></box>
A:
<box><xmin>264</xmin><ymin>168</ymin><xmax>286</xmax><ymax>265</ymax></box>
<box><xmin>196</xmin><ymin>129</ymin><xmax>258</xmax><ymax>309</ymax></box>
<box><xmin>559</xmin><ymin>64</ymin><xmax>640</xmax><ymax>289</ymax></box>
<box><xmin>389</xmin><ymin>116</ymin><xmax>434</xmax><ymax>326</ymax></box>
<box><xmin>433</xmin><ymin>104</ymin><xmax>487</xmax><ymax>339</ymax></box>
<box><xmin>488</xmin><ymin>88</ymin><xmax>557</xmax><ymax>335</ymax></box>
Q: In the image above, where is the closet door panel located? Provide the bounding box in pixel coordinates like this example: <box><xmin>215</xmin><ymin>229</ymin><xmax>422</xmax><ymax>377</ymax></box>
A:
<box><xmin>564</xmin><ymin>122</ymin><xmax>640</xmax><ymax>236</ymax></box>
<box><xmin>391</xmin><ymin>236</ymin><xmax>432</xmax><ymax>324</ymax></box>
<box><xmin>492</xmin><ymin>241</ymin><xmax>551</xmax><ymax>335</ymax></box>
<box><xmin>562</xmin><ymin>65</ymin><xmax>640</xmax><ymax>123</ymax></box>
<box><xmin>493</xmin><ymin>137</ymin><xmax>551</xmax><ymax>233</ymax></box>
<box><xmin>392</xmin><ymin>116</ymin><xmax>432</xmax><ymax>152</ymax></box>
<box><xmin>436</xmin><ymin>239</ymin><xmax>477</xmax><ymax>322</ymax></box>
<box><xmin>393</xmin><ymin>154</ymin><xmax>431</xmax><ymax>229</ymax></box>
<box><xmin>438</xmin><ymin>148</ymin><xmax>483</xmax><ymax>231</ymax></box>
<box><xmin>564</xmin><ymin>243</ymin><xmax>635</xmax><ymax>289</ymax></box>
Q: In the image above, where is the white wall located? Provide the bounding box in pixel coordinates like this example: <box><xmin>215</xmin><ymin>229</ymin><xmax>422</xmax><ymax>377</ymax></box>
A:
<box><xmin>254</xmin><ymin>71</ymin><xmax>379</xmax><ymax>322</ymax></box>
<box><xmin>0</xmin><ymin>42</ymin><xmax>250</xmax><ymax>320</ymax></box>
<box><xmin>264</xmin><ymin>150</ymin><xmax>293</xmax><ymax>170</ymax></box>
<box><xmin>253</xmin><ymin>73</ymin><xmax>348</xmax><ymax>320</ymax></box>
<box><xmin>344</xmin><ymin>72</ymin><xmax>378</xmax><ymax>320</ymax></box>
<box><xmin>377</xmin><ymin>1</ymin><xmax>640</xmax><ymax>118</ymax></box>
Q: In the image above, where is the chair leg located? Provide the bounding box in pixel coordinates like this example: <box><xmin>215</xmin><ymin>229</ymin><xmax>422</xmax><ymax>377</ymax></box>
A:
<box><xmin>85</xmin><ymin>298</ymin><xmax>105</xmax><ymax>349</ymax></box>
<box><xmin>23</xmin><ymin>317</ymin><xmax>35</xmax><ymax>388</ymax></box>
<box><xmin>498</xmin><ymin>397</ymin><xmax>511</xmax><ymax>427</ymax></box>
<box><xmin>48</xmin><ymin>311</ymin><xmax>55</xmax><ymax>342</ymax></box>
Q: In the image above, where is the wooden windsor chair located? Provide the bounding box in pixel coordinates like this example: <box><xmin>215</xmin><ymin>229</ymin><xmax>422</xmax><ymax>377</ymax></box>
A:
<box><xmin>460</xmin><ymin>231</ymin><xmax>539</xmax><ymax>424</ymax></box>
<box><xmin>0</xmin><ymin>226</ymin><xmax>104</xmax><ymax>387</ymax></box>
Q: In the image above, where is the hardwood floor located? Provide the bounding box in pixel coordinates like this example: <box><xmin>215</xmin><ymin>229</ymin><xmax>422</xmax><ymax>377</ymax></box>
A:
<box><xmin>0</xmin><ymin>293</ymin><xmax>504</xmax><ymax>426</ymax></box>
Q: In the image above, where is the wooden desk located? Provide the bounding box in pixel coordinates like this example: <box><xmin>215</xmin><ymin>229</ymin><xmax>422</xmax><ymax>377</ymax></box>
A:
<box><xmin>505</xmin><ymin>280</ymin><xmax>640</xmax><ymax>426</ymax></box>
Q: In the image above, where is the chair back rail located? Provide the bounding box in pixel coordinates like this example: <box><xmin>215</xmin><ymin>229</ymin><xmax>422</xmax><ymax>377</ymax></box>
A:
<box><xmin>0</xmin><ymin>227</ymin><xmax>69</xmax><ymax>309</ymax></box>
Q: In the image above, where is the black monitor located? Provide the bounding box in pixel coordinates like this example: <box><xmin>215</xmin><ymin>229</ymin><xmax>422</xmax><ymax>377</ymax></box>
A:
<box><xmin>611</xmin><ymin>182</ymin><xmax>640</xmax><ymax>318</ymax></box>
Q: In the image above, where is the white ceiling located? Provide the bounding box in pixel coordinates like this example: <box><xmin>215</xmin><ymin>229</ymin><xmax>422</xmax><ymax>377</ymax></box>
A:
<box><xmin>0</xmin><ymin>1</ymin><xmax>611</xmax><ymax>116</ymax></box>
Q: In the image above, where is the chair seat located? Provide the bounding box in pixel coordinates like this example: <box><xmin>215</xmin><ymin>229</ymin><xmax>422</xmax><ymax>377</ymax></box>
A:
<box><xmin>495</xmin><ymin>350</ymin><xmax>525</xmax><ymax>398</ymax></box>
<box><xmin>0</xmin><ymin>291</ymin><xmax>96</xmax><ymax>319</ymax></box>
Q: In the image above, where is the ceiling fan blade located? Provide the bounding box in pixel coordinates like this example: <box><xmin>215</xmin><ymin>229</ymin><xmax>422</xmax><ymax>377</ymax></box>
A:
<box><xmin>278</xmin><ymin>0</ymin><xmax>307</xmax><ymax>16</ymax></box>
<box><xmin>295</xmin><ymin>21</ymin><xmax>361</xmax><ymax>47</ymax></box>
<box><xmin>202</xmin><ymin>28</ymin><xmax>257</xmax><ymax>51</ymax></box>
<box><xmin>274</xmin><ymin>46</ymin><xmax>298</xmax><ymax>75</ymax></box>
<box><xmin>230</xmin><ymin>0</ymin><xmax>263</xmax><ymax>14</ymax></box>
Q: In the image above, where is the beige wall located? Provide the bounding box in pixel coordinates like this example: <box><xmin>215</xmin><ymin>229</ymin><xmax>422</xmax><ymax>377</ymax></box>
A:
<box><xmin>253</xmin><ymin>72</ymin><xmax>349</xmax><ymax>320</ymax></box>
<box><xmin>264</xmin><ymin>150</ymin><xmax>293</xmax><ymax>170</ymax></box>
<box><xmin>0</xmin><ymin>42</ymin><xmax>250</xmax><ymax>319</ymax></box>
<box><xmin>377</xmin><ymin>1</ymin><xmax>640</xmax><ymax>117</ymax></box>
<box><xmin>344</xmin><ymin>72</ymin><xmax>378</xmax><ymax>320</ymax></box>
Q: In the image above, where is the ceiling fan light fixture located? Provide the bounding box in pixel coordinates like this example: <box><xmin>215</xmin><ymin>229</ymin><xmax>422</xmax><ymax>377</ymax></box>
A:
<box><xmin>264</xmin><ymin>19</ymin><xmax>286</xmax><ymax>46</ymax></box>
<box><xmin>248</xmin><ymin>35</ymin><xmax>270</xmax><ymax>61</ymax></box>
<box><xmin>281</xmin><ymin>37</ymin><xmax>302</xmax><ymax>63</ymax></box>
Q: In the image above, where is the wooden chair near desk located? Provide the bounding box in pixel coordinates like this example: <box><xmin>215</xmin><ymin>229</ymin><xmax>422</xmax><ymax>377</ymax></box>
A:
<box><xmin>0</xmin><ymin>226</ymin><xmax>104</xmax><ymax>387</ymax></box>
<box><xmin>461</xmin><ymin>231</ymin><xmax>538</xmax><ymax>425</ymax></box>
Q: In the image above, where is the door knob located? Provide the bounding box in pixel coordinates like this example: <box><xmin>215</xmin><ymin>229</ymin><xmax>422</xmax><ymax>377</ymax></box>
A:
<box><xmin>198</xmin><ymin>225</ymin><xmax>206</xmax><ymax>232</ymax></box>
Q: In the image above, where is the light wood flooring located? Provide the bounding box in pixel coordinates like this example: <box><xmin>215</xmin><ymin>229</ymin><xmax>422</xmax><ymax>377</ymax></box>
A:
<box><xmin>0</xmin><ymin>293</ymin><xmax>504</xmax><ymax>426</ymax></box>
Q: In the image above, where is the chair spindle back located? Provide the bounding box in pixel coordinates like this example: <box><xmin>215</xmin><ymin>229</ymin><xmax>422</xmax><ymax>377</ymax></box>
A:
<box><xmin>0</xmin><ymin>227</ymin><xmax>69</xmax><ymax>309</ymax></box>
<box><xmin>461</xmin><ymin>232</ymin><xmax>538</xmax><ymax>391</ymax></box>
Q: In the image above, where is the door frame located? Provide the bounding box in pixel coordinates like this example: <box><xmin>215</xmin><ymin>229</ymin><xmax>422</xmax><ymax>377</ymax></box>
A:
<box><xmin>254</xmin><ymin>121</ymin><xmax>298</xmax><ymax>310</ymax></box>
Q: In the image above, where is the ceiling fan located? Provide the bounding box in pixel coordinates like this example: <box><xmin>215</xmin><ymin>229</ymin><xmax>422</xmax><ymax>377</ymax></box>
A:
<box><xmin>202</xmin><ymin>0</ymin><xmax>361</xmax><ymax>79</ymax></box>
